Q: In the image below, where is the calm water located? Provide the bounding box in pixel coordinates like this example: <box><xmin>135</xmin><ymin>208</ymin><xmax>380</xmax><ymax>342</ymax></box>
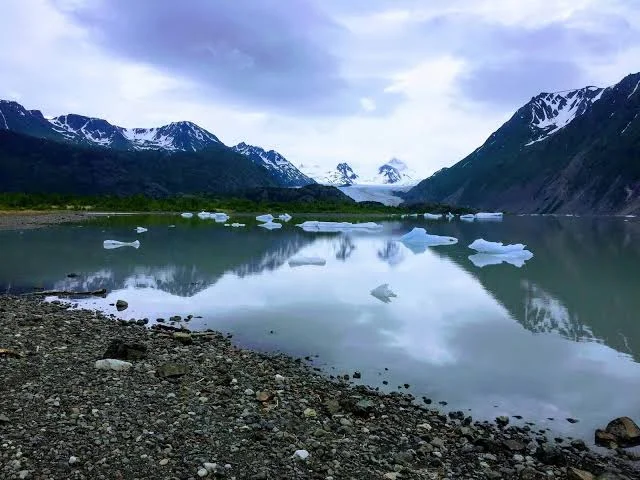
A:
<box><xmin>2</xmin><ymin>214</ymin><xmax>640</xmax><ymax>442</ymax></box>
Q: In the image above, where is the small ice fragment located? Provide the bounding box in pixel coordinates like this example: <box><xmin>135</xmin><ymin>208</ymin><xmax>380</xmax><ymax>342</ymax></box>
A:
<box><xmin>423</xmin><ymin>213</ymin><xmax>443</xmax><ymax>220</ymax></box>
<box><xmin>224</xmin><ymin>224</ymin><xmax>230</xmax><ymax>227</ymax></box>
<box><xmin>278</xmin><ymin>213</ymin><xmax>292</xmax><ymax>222</ymax></box>
<box><xmin>181</xmin><ymin>212</ymin><xmax>193</xmax><ymax>218</ymax></box>
<box><xmin>370</xmin><ymin>284</ymin><xmax>397</xmax><ymax>303</ymax></box>
<box><xmin>292</xmin><ymin>450</ymin><xmax>310</xmax><ymax>461</ymax></box>
<box><xmin>103</xmin><ymin>240</ymin><xmax>140</xmax><ymax>250</ymax></box>
<box><xmin>258</xmin><ymin>221</ymin><xmax>282</xmax><ymax>230</ymax></box>
<box><xmin>95</xmin><ymin>359</ymin><xmax>133</xmax><ymax>371</ymax></box>
<box><xmin>469</xmin><ymin>251</ymin><xmax>533</xmax><ymax>268</ymax></box>
<box><xmin>231</xmin><ymin>223</ymin><xmax>245</xmax><ymax>227</ymax></box>
<box><xmin>475</xmin><ymin>212</ymin><xmax>503</xmax><ymax>219</ymax></box>
<box><xmin>460</xmin><ymin>214</ymin><xmax>475</xmax><ymax>222</ymax></box>
<box><xmin>468</xmin><ymin>239</ymin><xmax>526</xmax><ymax>254</ymax></box>
<box><xmin>197</xmin><ymin>211</ymin><xmax>211</xmax><ymax>219</ymax></box>
<box><xmin>288</xmin><ymin>256</ymin><xmax>326</xmax><ymax>267</ymax></box>
<box><xmin>213</xmin><ymin>213</ymin><xmax>229</xmax><ymax>223</ymax></box>
<box><xmin>446</xmin><ymin>212</ymin><xmax>455</xmax><ymax>220</ymax></box>
<box><xmin>399</xmin><ymin>228</ymin><xmax>458</xmax><ymax>247</ymax></box>
<box><xmin>256</xmin><ymin>214</ymin><xmax>274</xmax><ymax>223</ymax></box>
<box><xmin>168</xmin><ymin>225</ymin><xmax>176</xmax><ymax>228</ymax></box>
<box><xmin>135</xmin><ymin>227</ymin><xmax>148</xmax><ymax>233</ymax></box>
<box><xmin>296</xmin><ymin>221</ymin><xmax>382</xmax><ymax>233</ymax></box>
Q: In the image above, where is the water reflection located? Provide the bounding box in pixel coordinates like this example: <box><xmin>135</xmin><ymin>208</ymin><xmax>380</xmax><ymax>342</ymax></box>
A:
<box><xmin>1</xmin><ymin>216</ymin><xmax>639</xmax><ymax>441</ymax></box>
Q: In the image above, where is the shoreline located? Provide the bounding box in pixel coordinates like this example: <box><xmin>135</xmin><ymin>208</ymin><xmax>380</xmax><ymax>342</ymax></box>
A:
<box><xmin>1</xmin><ymin>296</ymin><xmax>638</xmax><ymax>479</ymax></box>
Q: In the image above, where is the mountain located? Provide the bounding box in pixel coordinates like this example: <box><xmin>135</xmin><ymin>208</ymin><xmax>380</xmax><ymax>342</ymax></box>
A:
<box><xmin>361</xmin><ymin>158</ymin><xmax>417</xmax><ymax>186</ymax></box>
<box><xmin>231</xmin><ymin>142</ymin><xmax>315</xmax><ymax>187</ymax></box>
<box><xmin>0</xmin><ymin>130</ymin><xmax>278</xmax><ymax>196</ymax></box>
<box><xmin>0</xmin><ymin>100</ymin><xmax>222</xmax><ymax>152</ymax></box>
<box><xmin>299</xmin><ymin>162</ymin><xmax>360</xmax><ymax>186</ymax></box>
<box><xmin>405</xmin><ymin>73</ymin><xmax>640</xmax><ymax>214</ymax></box>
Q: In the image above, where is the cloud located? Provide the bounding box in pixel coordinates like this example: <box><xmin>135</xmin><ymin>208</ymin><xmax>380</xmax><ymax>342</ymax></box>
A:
<box><xmin>52</xmin><ymin>0</ymin><xmax>404</xmax><ymax>116</ymax></box>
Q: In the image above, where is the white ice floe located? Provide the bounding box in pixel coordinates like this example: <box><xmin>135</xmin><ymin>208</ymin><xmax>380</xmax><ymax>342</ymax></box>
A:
<box><xmin>258</xmin><ymin>221</ymin><xmax>282</xmax><ymax>230</ymax></box>
<box><xmin>423</xmin><ymin>213</ymin><xmax>443</xmax><ymax>220</ymax></box>
<box><xmin>180</xmin><ymin>212</ymin><xmax>193</xmax><ymax>218</ymax></box>
<box><xmin>370</xmin><ymin>284</ymin><xmax>397</xmax><ymax>303</ymax></box>
<box><xmin>231</xmin><ymin>223</ymin><xmax>246</xmax><ymax>227</ymax></box>
<box><xmin>460</xmin><ymin>214</ymin><xmax>475</xmax><ymax>222</ymax></box>
<box><xmin>399</xmin><ymin>228</ymin><xmax>458</xmax><ymax>248</ymax></box>
<box><xmin>256</xmin><ymin>214</ymin><xmax>274</xmax><ymax>223</ymax></box>
<box><xmin>95</xmin><ymin>359</ymin><xmax>132</xmax><ymax>371</ymax></box>
<box><xmin>168</xmin><ymin>225</ymin><xmax>176</xmax><ymax>228</ymax></box>
<box><xmin>288</xmin><ymin>256</ymin><xmax>326</xmax><ymax>267</ymax></box>
<box><xmin>446</xmin><ymin>212</ymin><xmax>455</xmax><ymax>220</ymax></box>
<box><xmin>224</xmin><ymin>224</ymin><xmax>230</xmax><ymax>227</ymax></box>
<box><xmin>468</xmin><ymin>238</ymin><xmax>527</xmax><ymax>254</ymax></box>
<box><xmin>468</xmin><ymin>251</ymin><xmax>534</xmax><ymax>268</ymax></box>
<box><xmin>197</xmin><ymin>211</ymin><xmax>211</xmax><ymax>219</ymax></box>
<box><xmin>278</xmin><ymin>213</ymin><xmax>292</xmax><ymax>222</ymax></box>
<box><xmin>296</xmin><ymin>221</ymin><xmax>383</xmax><ymax>233</ymax></box>
<box><xmin>213</xmin><ymin>213</ymin><xmax>229</xmax><ymax>223</ymax></box>
<box><xmin>103</xmin><ymin>240</ymin><xmax>140</xmax><ymax>250</ymax></box>
<box><xmin>135</xmin><ymin>227</ymin><xmax>148</xmax><ymax>233</ymax></box>
<box><xmin>474</xmin><ymin>212</ymin><xmax>504</xmax><ymax>222</ymax></box>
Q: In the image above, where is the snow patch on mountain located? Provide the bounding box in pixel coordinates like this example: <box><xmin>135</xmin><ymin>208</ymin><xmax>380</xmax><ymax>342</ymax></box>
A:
<box><xmin>525</xmin><ymin>86</ymin><xmax>604</xmax><ymax>146</ymax></box>
<box><xmin>360</xmin><ymin>158</ymin><xmax>418</xmax><ymax>186</ymax></box>
<box><xmin>299</xmin><ymin>162</ymin><xmax>359</xmax><ymax>186</ymax></box>
<box><xmin>232</xmin><ymin>143</ymin><xmax>314</xmax><ymax>187</ymax></box>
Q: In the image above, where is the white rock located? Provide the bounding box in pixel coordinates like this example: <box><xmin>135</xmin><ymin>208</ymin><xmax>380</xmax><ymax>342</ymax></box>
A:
<box><xmin>274</xmin><ymin>374</ymin><xmax>285</xmax><ymax>382</ymax></box>
<box><xmin>197</xmin><ymin>467</ymin><xmax>209</xmax><ymax>477</ymax></box>
<box><xmin>94</xmin><ymin>359</ymin><xmax>133</xmax><ymax>371</ymax></box>
<box><xmin>293</xmin><ymin>449</ymin><xmax>310</xmax><ymax>460</ymax></box>
<box><xmin>159</xmin><ymin>458</ymin><xmax>169</xmax><ymax>466</ymax></box>
<box><xmin>203</xmin><ymin>462</ymin><xmax>217</xmax><ymax>472</ymax></box>
<box><xmin>68</xmin><ymin>456</ymin><xmax>79</xmax><ymax>465</ymax></box>
<box><xmin>244</xmin><ymin>388</ymin><xmax>255</xmax><ymax>396</ymax></box>
<box><xmin>18</xmin><ymin>471</ymin><xmax>30</xmax><ymax>479</ymax></box>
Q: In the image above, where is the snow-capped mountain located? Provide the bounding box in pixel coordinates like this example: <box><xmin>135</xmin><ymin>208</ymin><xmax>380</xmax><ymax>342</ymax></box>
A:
<box><xmin>299</xmin><ymin>162</ymin><xmax>360</xmax><ymax>186</ymax></box>
<box><xmin>0</xmin><ymin>100</ymin><xmax>221</xmax><ymax>152</ymax></box>
<box><xmin>231</xmin><ymin>142</ymin><xmax>314</xmax><ymax>187</ymax></box>
<box><xmin>406</xmin><ymin>71</ymin><xmax>640</xmax><ymax>214</ymax></box>
<box><xmin>360</xmin><ymin>158</ymin><xmax>417</xmax><ymax>186</ymax></box>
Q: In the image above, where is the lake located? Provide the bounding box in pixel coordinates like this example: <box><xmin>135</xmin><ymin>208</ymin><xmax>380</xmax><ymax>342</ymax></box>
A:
<box><xmin>1</xmin><ymin>213</ymin><xmax>639</xmax><ymax>443</ymax></box>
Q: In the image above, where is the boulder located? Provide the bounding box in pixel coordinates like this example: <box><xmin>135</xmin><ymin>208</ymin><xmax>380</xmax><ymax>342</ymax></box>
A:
<box><xmin>156</xmin><ymin>363</ymin><xmax>189</xmax><ymax>378</ymax></box>
<box><xmin>604</xmin><ymin>417</ymin><xmax>640</xmax><ymax>447</ymax></box>
<box><xmin>102</xmin><ymin>340</ymin><xmax>147</xmax><ymax>361</ymax></box>
<box><xmin>535</xmin><ymin>445</ymin><xmax>567</xmax><ymax>466</ymax></box>
<box><xmin>115</xmin><ymin>300</ymin><xmax>128</xmax><ymax>311</ymax></box>
<box><xmin>595</xmin><ymin>429</ymin><xmax>618</xmax><ymax>448</ymax></box>
<box><xmin>567</xmin><ymin>468</ymin><xmax>595</xmax><ymax>480</ymax></box>
<box><xmin>173</xmin><ymin>332</ymin><xmax>193</xmax><ymax>345</ymax></box>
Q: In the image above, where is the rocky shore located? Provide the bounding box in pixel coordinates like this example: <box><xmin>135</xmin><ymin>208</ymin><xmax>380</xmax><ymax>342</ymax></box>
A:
<box><xmin>0</xmin><ymin>212</ymin><xmax>89</xmax><ymax>231</ymax></box>
<box><xmin>1</xmin><ymin>296</ymin><xmax>639</xmax><ymax>480</ymax></box>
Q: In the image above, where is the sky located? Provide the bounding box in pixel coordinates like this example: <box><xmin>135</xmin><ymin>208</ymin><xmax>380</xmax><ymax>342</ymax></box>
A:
<box><xmin>1</xmin><ymin>0</ymin><xmax>639</xmax><ymax>178</ymax></box>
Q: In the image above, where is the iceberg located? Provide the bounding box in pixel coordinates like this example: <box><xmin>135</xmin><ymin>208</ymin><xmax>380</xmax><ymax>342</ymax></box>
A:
<box><xmin>231</xmin><ymin>223</ymin><xmax>246</xmax><ymax>227</ymax></box>
<box><xmin>475</xmin><ymin>212</ymin><xmax>503</xmax><ymax>219</ymax></box>
<box><xmin>256</xmin><ymin>214</ymin><xmax>274</xmax><ymax>223</ymax></box>
<box><xmin>197</xmin><ymin>211</ymin><xmax>211</xmax><ymax>219</ymax></box>
<box><xmin>469</xmin><ymin>251</ymin><xmax>533</xmax><ymax>268</ymax></box>
<box><xmin>296</xmin><ymin>221</ymin><xmax>383</xmax><ymax>233</ymax></box>
<box><xmin>370</xmin><ymin>284</ymin><xmax>397</xmax><ymax>303</ymax></box>
<box><xmin>103</xmin><ymin>240</ymin><xmax>140</xmax><ymax>250</ymax></box>
<box><xmin>278</xmin><ymin>213</ymin><xmax>293</xmax><ymax>222</ymax></box>
<box><xmin>288</xmin><ymin>256</ymin><xmax>327</xmax><ymax>267</ymax></box>
<box><xmin>213</xmin><ymin>213</ymin><xmax>229</xmax><ymax>223</ymax></box>
<box><xmin>180</xmin><ymin>212</ymin><xmax>193</xmax><ymax>218</ymax></box>
<box><xmin>446</xmin><ymin>212</ymin><xmax>455</xmax><ymax>220</ymax></box>
<box><xmin>469</xmin><ymin>238</ymin><xmax>527</xmax><ymax>254</ymax></box>
<box><xmin>258</xmin><ymin>221</ymin><xmax>282</xmax><ymax>230</ymax></box>
<box><xmin>460</xmin><ymin>214</ymin><xmax>475</xmax><ymax>222</ymax></box>
<box><xmin>423</xmin><ymin>213</ymin><xmax>443</xmax><ymax>220</ymax></box>
<box><xmin>399</xmin><ymin>228</ymin><xmax>458</xmax><ymax>248</ymax></box>
<box><xmin>135</xmin><ymin>226</ymin><xmax>148</xmax><ymax>233</ymax></box>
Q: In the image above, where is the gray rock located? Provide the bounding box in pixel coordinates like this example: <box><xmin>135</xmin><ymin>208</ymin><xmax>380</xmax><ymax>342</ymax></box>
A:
<box><xmin>156</xmin><ymin>363</ymin><xmax>189</xmax><ymax>378</ymax></box>
<box><xmin>115</xmin><ymin>300</ymin><xmax>128</xmax><ymax>311</ymax></box>
<box><xmin>102</xmin><ymin>339</ymin><xmax>147</xmax><ymax>361</ymax></box>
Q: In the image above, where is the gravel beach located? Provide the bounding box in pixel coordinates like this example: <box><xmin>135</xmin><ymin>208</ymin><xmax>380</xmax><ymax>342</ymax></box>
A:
<box><xmin>0</xmin><ymin>212</ymin><xmax>90</xmax><ymax>231</ymax></box>
<box><xmin>1</xmin><ymin>296</ymin><xmax>638</xmax><ymax>479</ymax></box>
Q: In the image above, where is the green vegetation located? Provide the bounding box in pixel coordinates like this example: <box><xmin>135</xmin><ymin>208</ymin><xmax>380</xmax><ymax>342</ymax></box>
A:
<box><xmin>0</xmin><ymin>192</ymin><xmax>472</xmax><ymax>215</ymax></box>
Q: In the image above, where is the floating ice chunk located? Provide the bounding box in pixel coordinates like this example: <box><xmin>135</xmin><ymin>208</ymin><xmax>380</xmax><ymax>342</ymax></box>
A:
<box><xmin>258</xmin><ymin>221</ymin><xmax>282</xmax><ymax>230</ymax></box>
<box><xmin>296</xmin><ymin>221</ymin><xmax>382</xmax><ymax>233</ymax></box>
<box><xmin>469</xmin><ymin>239</ymin><xmax>526</xmax><ymax>254</ymax></box>
<box><xmin>278</xmin><ymin>213</ymin><xmax>292</xmax><ymax>222</ymax></box>
<box><xmin>181</xmin><ymin>212</ymin><xmax>193</xmax><ymax>218</ymax></box>
<box><xmin>446</xmin><ymin>212</ymin><xmax>455</xmax><ymax>220</ymax></box>
<box><xmin>409</xmin><ymin>213</ymin><xmax>418</xmax><ymax>217</ymax></box>
<box><xmin>460</xmin><ymin>214</ymin><xmax>475</xmax><ymax>222</ymax></box>
<box><xmin>197</xmin><ymin>211</ymin><xmax>211</xmax><ymax>219</ymax></box>
<box><xmin>475</xmin><ymin>212</ymin><xmax>503</xmax><ymax>219</ymax></box>
<box><xmin>256</xmin><ymin>214</ymin><xmax>274</xmax><ymax>223</ymax></box>
<box><xmin>231</xmin><ymin>223</ymin><xmax>246</xmax><ymax>227</ymax></box>
<box><xmin>423</xmin><ymin>213</ymin><xmax>443</xmax><ymax>220</ymax></box>
<box><xmin>399</xmin><ymin>228</ymin><xmax>458</xmax><ymax>248</ymax></box>
<box><xmin>95</xmin><ymin>359</ymin><xmax>132</xmax><ymax>371</ymax></box>
<box><xmin>168</xmin><ymin>225</ymin><xmax>176</xmax><ymax>228</ymax></box>
<box><xmin>469</xmin><ymin>250</ymin><xmax>534</xmax><ymax>268</ymax></box>
<box><xmin>288</xmin><ymin>256</ymin><xmax>326</xmax><ymax>267</ymax></box>
<box><xmin>370</xmin><ymin>284</ymin><xmax>397</xmax><ymax>303</ymax></box>
<box><xmin>103</xmin><ymin>240</ymin><xmax>140</xmax><ymax>250</ymax></box>
<box><xmin>135</xmin><ymin>226</ymin><xmax>148</xmax><ymax>233</ymax></box>
<box><xmin>224</xmin><ymin>224</ymin><xmax>230</xmax><ymax>227</ymax></box>
<box><xmin>213</xmin><ymin>213</ymin><xmax>229</xmax><ymax>223</ymax></box>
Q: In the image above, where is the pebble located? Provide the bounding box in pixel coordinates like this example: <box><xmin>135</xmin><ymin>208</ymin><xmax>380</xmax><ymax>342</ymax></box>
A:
<box><xmin>68</xmin><ymin>456</ymin><xmax>79</xmax><ymax>465</ymax></box>
<box><xmin>244</xmin><ymin>388</ymin><xmax>255</xmax><ymax>396</ymax></box>
<box><xmin>293</xmin><ymin>449</ymin><xmax>310</xmax><ymax>460</ymax></box>
<box><xmin>159</xmin><ymin>459</ymin><xmax>169</xmax><ymax>466</ymax></box>
<box><xmin>197</xmin><ymin>467</ymin><xmax>209</xmax><ymax>477</ymax></box>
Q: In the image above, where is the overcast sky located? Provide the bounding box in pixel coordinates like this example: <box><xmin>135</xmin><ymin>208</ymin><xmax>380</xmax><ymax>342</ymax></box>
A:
<box><xmin>1</xmin><ymin>0</ymin><xmax>639</xmax><ymax>177</ymax></box>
